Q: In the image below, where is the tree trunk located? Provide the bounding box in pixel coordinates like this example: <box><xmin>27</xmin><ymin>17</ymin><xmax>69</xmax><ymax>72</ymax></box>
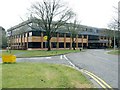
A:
<box><xmin>47</xmin><ymin>39</ymin><xmax>51</xmax><ymax>51</ymax></box>
<box><xmin>72</xmin><ymin>37</ymin><xmax>76</xmax><ymax>50</ymax></box>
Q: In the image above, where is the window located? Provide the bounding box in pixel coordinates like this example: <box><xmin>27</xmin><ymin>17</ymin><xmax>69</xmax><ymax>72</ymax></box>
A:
<box><xmin>101</xmin><ymin>36</ymin><xmax>103</xmax><ymax>39</ymax></box>
<box><xmin>104</xmin><ymin>36</ymin><xmax>107</xmax><ymax>39</ymax></box>
<box><xmin>43</xmin><ymin>32</ymin><xmax>46</xmax><ymax>36</ymax></box>
<box><xmin>90</xmin><ymin>29</ymin><xmax>92</xmax><ymax>32</ymax></box>
<box><xmin>28</xmin><ymin>42</ymin><xmax>41</xmax><ymax>48</ymax></box>
<box><xmin>78</xmin><ymin>35</ymin><xmax>82</xmax><ymax>38</ymax></box>
<box><xmin>59</xmin><ymin>33</ymin><xmax>64</xmax><ymax>37</ymax></box>
<box><xmin>52</xmin><ymin>33</ymin><xmax>57</xmax><ymax>37</ymax></box>
<box><xmin>51</xmin><ymin>42</ymin><xmax>57</xmax><ymax>48</ymax></box>
<box><xmin>66</xmin><ymin>43</ymin><xmax>70</xmax><ymax>48</ymax></box>
<box><xmin>59</xmin><ymin>42</ymin><xmax>64</xmax><ymax>48</ymax></box>
<box><xmin>84</xmin><ymin>35</ymin><xmax>87</xmax><ymax>38</ymax></box>
<box><xmin>66</xmin><ymin>33</ymin><xmax>70</xmax><ymax>37</ymax></box>
<box><xmin>32</xmin><ymin>31</ymin><xmax>41</xmax><ymax>36</ymax></box>
<box><xmin>88</xmin><ymin>35</ymin><xmax>99</xmax><ymax>40</ymax></box>
<box><xmin>96</xmin><ymin>30</ymin><xmax>98</xmax><ymax>33</ymax></box>
<box><xmin>78</xmin><ymin>43</ymin><xmax>82</xmax><ymax>47</ymax></box>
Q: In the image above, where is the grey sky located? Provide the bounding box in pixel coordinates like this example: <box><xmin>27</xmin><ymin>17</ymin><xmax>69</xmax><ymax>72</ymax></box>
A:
<box><xmin>0</xmin><ymin>0</ymin><xmax>119</xmax><ymax>30</ymax></box>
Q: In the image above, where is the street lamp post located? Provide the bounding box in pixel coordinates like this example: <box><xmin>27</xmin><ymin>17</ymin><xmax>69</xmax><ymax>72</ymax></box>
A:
<box><xmin>113</xmin><ymin>28</ymin><xmax>116</xmax><ymax>50</ymax></box>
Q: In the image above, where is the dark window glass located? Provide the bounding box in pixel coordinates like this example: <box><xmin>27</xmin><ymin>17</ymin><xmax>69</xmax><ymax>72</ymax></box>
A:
<box><xmin>28</xmin><ymin>42</ymin><xmax>41</xmax><ymax>48</ymax></box>
<box><xmin>52</xmin><ymin>33</ymin><xmax>57</xmax><ymax>37</ymax></box>
<box><xmin>84</xmin><ymin>35</ymin><xmax>87</xmax><ymax>38</ymax></box>
<box><xmin>43</xmin><ymin>32</ymin><xmax>46</xmax><ymax>36</ymax></box>
<box><xmin>27</xmin><ymin>33</ymin><xmax>29</xmax><ymax>37</ymax></box>
<box><xmin>90</xmin><ymin>29</ymin><xmax>92</xmax><ymax>32</ymax></box>
<box><xmin>59</xmin><ymin>33</ymin><xmax>64</xmax><ymax>37</ymax></box>
<box><xmin>88</xmin><ymin>35</ymin><xmax>99</xmax><ymax>40</ymax></box>
<box><xmin>66</xmin><ymin>43</ymin><xmax>70</xmax><ymax>48</ymax></box>
<box><xmin>101</xmin><ymin>36</ymin><xmax>103</xmax><ymax>39</ymax></box>
<box><xmin>78</xmin><ymin>43</ymin><xmax>82</xmax><ymax>47</ymax></box>
<box><xmin>104</xmin><ymin>36</ymin><xmax>107</xmax><ymax>39</ymax></box>
<box><xmin>66</xmin><ymin>33</ymin><xmax>71</xmax><ymax>37</ymax></box>
<box><xmin>51</xmin><ymin>42</ymin><xmax>57</xmax><ymax>48</ymax></box>
<box><xmin>59</xmin><ymin>42</ymin><xmax>64</xmax><ymax>48</ymax></box>
<box><xmin>32</xmin><ymin>31</ymin><xmax>41</xmax><ymax>36</ymax></box>
<box><xmin>78</xmin><ymin>35</ymin><xmax>82</xmax><ymax>38</ymax></box>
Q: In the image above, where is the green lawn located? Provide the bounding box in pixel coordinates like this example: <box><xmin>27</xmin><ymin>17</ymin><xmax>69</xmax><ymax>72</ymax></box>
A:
<box><xmin>0</xmin><ymin>65</ymin><xmax>1</xmax><ymax>89</ymax></box>
<box><xmin>2</xmin><ymin>49</ymin><xmax>80</xmax><ymax>58</ymax></box>
<box><xmin>2</xmin><ymin>63</ymin><xmax>93</xmax><ymax>88</ymax></box>
<box><xmin>108</xmin><ymin>50</ymin><xmax>120</xmax><ymax>55</ymax></box>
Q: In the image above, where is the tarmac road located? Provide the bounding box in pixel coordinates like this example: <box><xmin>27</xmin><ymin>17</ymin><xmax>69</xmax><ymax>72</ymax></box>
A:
<box><xmin>66</xmin><ymin>49</ymin><xmax>118</xmax><ymax>88</ymax></box>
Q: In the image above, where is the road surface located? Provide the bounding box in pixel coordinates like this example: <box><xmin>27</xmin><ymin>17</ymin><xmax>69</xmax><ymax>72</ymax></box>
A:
<box><xmin>66</xmin><ymin>49</ymin><xmax>118</xmax><ymax>88</ymax></box>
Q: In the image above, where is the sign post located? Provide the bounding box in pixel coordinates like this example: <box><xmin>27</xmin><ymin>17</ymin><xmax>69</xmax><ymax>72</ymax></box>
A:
<box><xmin>43</xmin><ymin>36</ymin><xmax>48</xmax><ymax>48</ymax></box>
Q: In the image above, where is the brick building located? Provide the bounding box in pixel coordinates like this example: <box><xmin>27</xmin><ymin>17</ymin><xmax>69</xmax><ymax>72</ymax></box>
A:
<box><xmin>7</xmin><ymin>19</ymin><xmax>112</xmax><ymax>50</ymax></box>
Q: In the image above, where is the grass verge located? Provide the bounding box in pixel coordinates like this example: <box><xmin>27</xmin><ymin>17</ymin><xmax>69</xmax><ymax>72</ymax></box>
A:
<box><xmin>2</xmin><ymin>49</ymin><xmax>80</xmax><ymax>58</ymax></box>
<box><xmin>107</xmin><ymin>50</ymin><xmax>120</xmax><ymax>55</ymax></box>
<box><xmin>2</xmin><ymin>63</ymin><xmax>93</xmax><ymax>88</ymax></box>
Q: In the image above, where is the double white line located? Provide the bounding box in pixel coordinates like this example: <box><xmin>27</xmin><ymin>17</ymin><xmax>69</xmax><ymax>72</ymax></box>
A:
<box><xmin>63</xmin><ymin>55</ymin><xmax>113</xmax><ymax>90</ymax></box>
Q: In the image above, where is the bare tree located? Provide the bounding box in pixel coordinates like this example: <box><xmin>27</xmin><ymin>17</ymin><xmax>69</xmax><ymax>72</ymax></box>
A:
<box><xmin>29</xmin><ymin>0</ymin><xmax>75</xmax><ymax>51</ymax></box>
<box><xmin>108</xmin><ymin>20</ymin><xmax>118</xmax><ymax>49</ymax></box>
<box><xmin>66</xmin><ymin>19</ymin><xmax>80</xmax><ymax>50</ymax></box>
<box><xmin>107</xmin><ymin>5</ymin><xmax>119</xmax><ymax>49</ymax></box>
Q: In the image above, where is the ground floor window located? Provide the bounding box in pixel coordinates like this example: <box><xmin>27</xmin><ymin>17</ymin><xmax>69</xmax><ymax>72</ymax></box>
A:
<box><xmin>88</xmin><ymin>43</ymin><xmax>106</xmax><ymax>49</ymax></box>
<box><xmin>59</xmin><ymin>42</ymin><xmax>64</xmax><ymax>48</ymax></box>
<box><xmin>83</xmin><ymin>43</ymin><xmax>87</xmax><ymax>48</ymax></box>
<box><xmin>51</xmin><ymin>42</ymin><xmax>57</xmax><ymax>48</ymax></box>
<box><xmin>66</xmin><ymin>43</ymin><xmax>70</xmax><ymax>48</ymax></box>
<box><xmin>78</xmin><ymin>43</ymin><xmax>82</xmax><ymax>47</ymax></box>
<box><xmin>28</xmin><ymin>42</ymin><xmax>41</xmax><ymax>48</ymax></box>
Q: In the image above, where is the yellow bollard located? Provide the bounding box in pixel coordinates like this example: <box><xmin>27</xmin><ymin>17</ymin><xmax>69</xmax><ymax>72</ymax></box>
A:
<box><xmin>2</xmin><ymin>55</ymin><xmax>16</xmax><ymax>63</ymax></box>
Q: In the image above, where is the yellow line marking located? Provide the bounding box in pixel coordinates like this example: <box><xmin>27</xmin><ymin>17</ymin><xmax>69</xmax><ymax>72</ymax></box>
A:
<box><xmin>63</xmin><ymin>55</ymin><xmax>113</xmax><ymax>89</ymax></box>
<box><xmin>83</xmin><ymin>69</ymin><xmax>113</xmax><ymax>90</ymax></box>
<box><xmin>84</xmin><ymin>71</ymin><xmax>108</xmax><ymax>90</ymax></box>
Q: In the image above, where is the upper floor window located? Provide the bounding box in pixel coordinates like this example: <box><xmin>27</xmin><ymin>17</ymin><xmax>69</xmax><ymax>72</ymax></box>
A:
<box><xmin>96</xmin><ymin>30</ymin><xmax>98</xmax><ymax>33</ymax></box>
<box><xmin>66</xmin><ymin>33</ymin><xmax>71</xmax><ymax>37</ymax></box>
<box><xmin>78</xmin><ymin>35</ymin><xmax>82</xmax><ymax>38</ymax></box>
<box><xmin>52</xmin><ymin>32</ymin><xmax>57</xmax><ymax>37</ymax></box>
<box><xmin>43</xmin><ymin>32</ymin><xmax>46</xmax><ymax>36</ymax></box>
<box><xmin>59</xmin><ymin>33</ymin><xmax>64</xmax><ymax>37</ymax></box>
<box><xmin>84</xmin><ymin>35</ymin><xmax>87</xmax><ymax>38</ymax></box>
<box><xmin>32</xmin><ymin>31</ymin><xmax>41</xmax><ymax>36</ymax></box>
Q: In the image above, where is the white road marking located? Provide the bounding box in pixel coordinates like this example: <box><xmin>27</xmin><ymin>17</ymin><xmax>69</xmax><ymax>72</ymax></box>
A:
<box><xmin>45</xmin><ymin>57</ymin><xmax>52</xmax><ymax>59</ymax></box>
<box><xmin>63</xmin><ymin>55</ymin><xmax>76</xmax><ymax>68</ymax></box>
<box><xmin>63</xmin><ymin>55</ymin><xmax>113</xmax><ymax>89</ymax></box>
<box><xmin>22</xmin><ymin>57</ymin><xmax>52</xmax><ymax>60</ymax></box>
<box><xmin>60</xmin><ymin>55</ymin><xmax>63</xmax><ymax>59</ymax></box>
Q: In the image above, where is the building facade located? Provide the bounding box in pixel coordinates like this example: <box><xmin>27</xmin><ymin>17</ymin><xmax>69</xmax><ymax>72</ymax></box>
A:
<box><xmin>7</xmin><ymin>19</ymin><xmax>112</xmax><ymax>50</ymax></box>
<box><xmin>0</xmin><ymin>26</ymin><xmax>7</xmax><ymax>48</ymax></box>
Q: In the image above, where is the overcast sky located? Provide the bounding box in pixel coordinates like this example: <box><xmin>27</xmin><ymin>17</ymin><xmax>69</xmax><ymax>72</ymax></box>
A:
<box><xmin>0</xmin><ymin>0</ymin><xmax>119</xmax><ymax>30</ymax></box>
